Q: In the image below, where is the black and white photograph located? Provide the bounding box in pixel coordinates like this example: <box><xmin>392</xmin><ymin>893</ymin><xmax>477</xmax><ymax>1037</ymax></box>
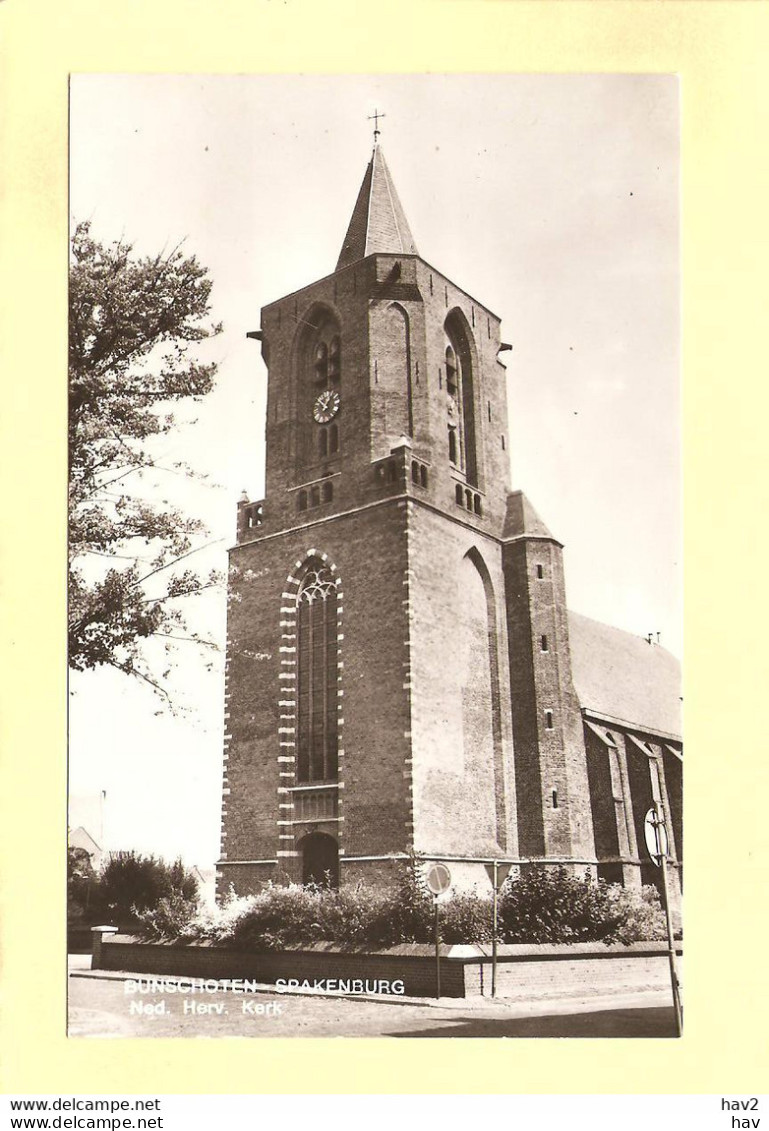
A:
<box><xmin>67</xmin><ymin>73</ymin><xmax>682</xmax><ymax>1040</ymax></box>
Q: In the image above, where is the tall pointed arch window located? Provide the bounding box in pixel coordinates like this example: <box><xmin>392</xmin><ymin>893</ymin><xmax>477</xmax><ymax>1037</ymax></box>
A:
<box><xmin>308</xmin><ymin>322</ymin><xmax>341</xmax><ymax>467</ymax></box>
<box><xmin>444</xmin><ymin>314</ymin><xmax>478</xmax><ymax>487</ymax></box>
<box><xmin>296</xmin><ymin>561</ymin><xmax>339</xmax><ymax>783</ymax></box>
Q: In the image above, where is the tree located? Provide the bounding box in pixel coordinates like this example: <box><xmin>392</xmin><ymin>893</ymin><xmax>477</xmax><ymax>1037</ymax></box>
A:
<box><xmin>95</xmin><ymin>850</ymin><xmax>200</xmax><ymax>923</ymax></box>
<box><xmin>67</xmin><ymin>845</ymin><xmax>98</xmax><ymax>920</ymax></box>
<box><xmin>68</xmin><ymin>222</ymin><xmax>222</xmax><ymax>696</ymax></box>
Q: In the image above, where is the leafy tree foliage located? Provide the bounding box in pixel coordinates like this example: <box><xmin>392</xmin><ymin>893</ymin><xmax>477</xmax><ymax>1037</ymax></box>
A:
<box><xmin>95</xmin><ymin>850</ymin><xmax>199</xmax><ymax>924</ymax></box>
<box><xmin>68</xmin><ymin>222</ymin><xmax>222</xmax><ymax>694</ymax></box>
<box><xmin>67</xmin><ymin>845</ymin><xmax>98</xmax><ymax>920</ymax></box>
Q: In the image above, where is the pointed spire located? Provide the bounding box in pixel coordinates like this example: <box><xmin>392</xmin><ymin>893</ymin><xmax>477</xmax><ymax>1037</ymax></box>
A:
<box><xmin>336</xmin><ymin>145</ymin><xmax>419</xmax><ymax>271</ymax></box>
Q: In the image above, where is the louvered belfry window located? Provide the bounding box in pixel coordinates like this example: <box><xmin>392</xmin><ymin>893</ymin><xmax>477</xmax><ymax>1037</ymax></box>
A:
<box><xmin>296</xmin><ymin>562</ymin><xmax>339</xmax><ymax>783</ymax></box>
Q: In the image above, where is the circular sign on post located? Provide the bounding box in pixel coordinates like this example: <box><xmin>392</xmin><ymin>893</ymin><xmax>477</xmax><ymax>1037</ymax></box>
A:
<box><xmin>644</xmin><ymin>807</ymin><xmax>669</xmax><ymax>866</ymax></box>
<box><xmin>426</xmin><ymin>862</ymin><xmax>452</xmax><ymax>896</ymax></box>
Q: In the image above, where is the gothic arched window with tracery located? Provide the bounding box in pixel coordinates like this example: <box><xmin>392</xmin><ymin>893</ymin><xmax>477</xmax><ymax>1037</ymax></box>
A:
<box><xmin>296</xmin><ymin>562</ymin><xmax>339</xmax><ymax>783</ymax></box>
<box><xmin>444</xmin><ymin>314</ymin><xmax>478</xmax><ymax>487</ymax></box>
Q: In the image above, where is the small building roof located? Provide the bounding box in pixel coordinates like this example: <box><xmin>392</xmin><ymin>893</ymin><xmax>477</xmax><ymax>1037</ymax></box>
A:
<box><xmin>568</xmin><ymin>611</ymin><xmax>682</xmax><ymax>740</ymax></box>
<box><xmin>336</xmin><ymin>145</ymin><xmax>419</xmax><ymax>270</ymax></box>
<box><xmin>68</xmin><ymin>825</ymin><xmax>102</xmax><ymax>858</ymax></box>
<box><xmin>503</xmin><ymin>490</ymin><xmax>558</xmax><ymax>541</ymax></box>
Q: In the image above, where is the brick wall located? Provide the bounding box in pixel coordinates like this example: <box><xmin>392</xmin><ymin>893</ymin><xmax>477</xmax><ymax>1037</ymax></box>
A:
<box><xmin>95</xmin><ymin>936</ymin><xmax>681</xmax><ymax>1001</ymax></box>
<box><xmin>502</xmin><ymin>531</ymin><xmax>596</xmax><ymax>866</ymax></box>
<box><xmin>220</xmin><ymin>499</ymin><xmax>413</xmax><ymax>895</ymax></box>
<box><xmin>464</xmin><ymin>943</ymin><xmax>683</xmax><ymax>1000</ymax></box>
<box><xmin>96</xmin><ymin>937</ymin><xmax>465</xmax><ymax>998</ymax></box>
<box><xmin>408</xmin><ymin>504</ymin><xmax>517</xmax><ymax>872</ymax></box>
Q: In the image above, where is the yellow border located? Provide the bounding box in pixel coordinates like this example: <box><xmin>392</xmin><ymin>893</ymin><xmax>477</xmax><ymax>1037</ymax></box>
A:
<box><xmin>2</xmin><ymin>0</ymin><xmax>768</xmax><ymax>1095</ymax></box>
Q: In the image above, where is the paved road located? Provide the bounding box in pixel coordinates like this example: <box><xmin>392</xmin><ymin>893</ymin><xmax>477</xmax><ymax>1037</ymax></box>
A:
<box><xmin>68</xmin><ymin>973</ymin><xmax>677</xmax><ymax>1039</ymax></box>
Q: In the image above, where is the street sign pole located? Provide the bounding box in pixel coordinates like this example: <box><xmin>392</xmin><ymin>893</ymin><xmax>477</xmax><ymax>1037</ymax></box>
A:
<box><xmin>645</xmin><ymin>804</ymin><xmax>683</xmax><ymax>1037</ymax></box>
<box><xmin>483</xmin><ymin>860</ymin><xmax>512</xmax><ymax>999</ymax></box>
<box><xmin>425</xmin><ymin>863</ymin><xmax>452</xmax><ymax>1001</ymax></box>
<box><xmin>491</xmin><ymin>859</ymin><xmax>499</xmax><ymax>998</ymax></box>
<box><xmin>434</xmin><ymin>896</ymin><xmax>441</xmax><ymax>1000</ymax></box>
<box><xmin>655</xmin><ymin>806</ymin><xmax>683</xmax><ymax>1037</ymax></box>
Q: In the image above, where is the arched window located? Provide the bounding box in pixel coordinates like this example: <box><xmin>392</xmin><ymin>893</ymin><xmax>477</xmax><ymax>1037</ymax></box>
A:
<box><xmin>328</xmin><ymin>336</ymin><xmax>341</xmax><ymax>382</ymax></box>
<box><xmin>296</xmin><ymin>562</ymin><xmax>339</xmax><ymax>783</ymax></box>
<box><xmin>314</xmin><ymin>341</ymin><xmax>329</xmax><ymax>383</ymax></box>
<box><xmin>311</xmin><ymin>324</ymin><xmax>341</xmax><ymax>461</ymax></box>
<box><xmin>445</xmin><ymin>313</ymin><xmax>478</xmax><ymax>486</ymax></box>
<box><xmin>445</xmin><ymin>345</ymin><xmax>458</xmax><ymax>397</ymax></box>
<box><xmin>297</xmin><ymin>308</ymin><xmax>342</xmax><ymax>468</ymax></box>
<box><xmin>300</xmin><ymin>831</ymin><xmax>339</xmax><ymax>888</ymax></box>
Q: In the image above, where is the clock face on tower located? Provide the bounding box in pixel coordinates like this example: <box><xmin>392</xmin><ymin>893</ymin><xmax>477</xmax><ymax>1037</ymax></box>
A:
<box><xmin>313</xmin><ymin>389</ymin><xmax>341</xmax><ymax>424</ymax></box>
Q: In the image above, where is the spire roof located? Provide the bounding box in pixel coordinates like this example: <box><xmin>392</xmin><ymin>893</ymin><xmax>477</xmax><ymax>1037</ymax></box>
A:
<box><xmin>336</xmin><ymin>145</ymin><xmax>419</xmax><ymax>271</ymax></box>
<box><xmin>503</xmin><ymin>491</ymin><xmax>559</xmax><ymax>542</ymax></box>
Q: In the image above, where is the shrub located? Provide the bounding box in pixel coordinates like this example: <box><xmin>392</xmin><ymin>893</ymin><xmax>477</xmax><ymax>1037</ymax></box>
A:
<box><xmin>603</xmin><ymin>883</ymin><xmax>676</xmax><ymax>943</ymax></box>
<box><xmin>95</xmin><ymin>850</ymin><xmax>200</xmax><ymax>924</ymax></box>
<box><xmin>498</xmin><ymin>867</ymin><xmax>624</xmax><ymax>944</ymax></box>
<box><xmin>227</xmin><ymin>883</ymin><xmax>325</xmax><ymax>951</ymax></box>
<box><xmin>314</xmin><ymin>882</ymin><xmax>392</xmax><ymax>949</ymax></box>
<box><xmin>222</xmin><ymin>875</ymin><xmax>432</xmax><ymax>952</ymax></box>
<box><xmin>131</xmin><ymin>864</ymin><xmax>680</xmax><ymax>951</ymax></box>
<box><xmin>184</xmin><ymin>866</ymin><xmax>496</xmax><ymax>951</ymax></box>
<box><xmin>440</xmin><ymin>889</ymin><xmax>493</xmax><ymax>944</ymax></box>
<box><xmin>135</xmin><ymin>893</ymin><xmax>199</xmax><ymax>941</ymax></box>
<box><xmin>373</xmin><ymin>863</ymin><xmax>434</xmax><ymax>946</ymax></box>
<box><xmin>180</xmin><ymin>888</ymin><xmax>259</xmax><ymax>944</ymax></box>
<box><xmin>171</xmin><ymin>867</ymin><xmax>437</xmax><ymax>952</ymax></box>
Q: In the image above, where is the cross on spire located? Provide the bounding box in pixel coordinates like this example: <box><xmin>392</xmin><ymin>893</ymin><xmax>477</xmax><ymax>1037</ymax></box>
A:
<box><xmin>368</xmin><ymin>108</ymin><xmax>386</xmax><ymax>145</ymax></box>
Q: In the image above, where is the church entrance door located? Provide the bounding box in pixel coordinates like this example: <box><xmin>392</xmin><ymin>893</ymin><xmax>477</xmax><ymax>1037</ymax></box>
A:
<box><xmin>300</xmin><ymin>832</ymin><xmax>339</xmax><ymax>888</ymax></box>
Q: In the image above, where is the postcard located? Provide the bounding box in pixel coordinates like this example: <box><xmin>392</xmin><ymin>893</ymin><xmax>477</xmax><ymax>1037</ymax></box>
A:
<box><xmin>1</xmin><ymin>0</ymin><xmax>767</xmax><ymax>1105</ymax></box>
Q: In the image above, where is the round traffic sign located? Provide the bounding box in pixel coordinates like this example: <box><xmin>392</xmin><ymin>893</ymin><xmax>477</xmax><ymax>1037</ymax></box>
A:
<box><xmin>426</xmin><ymin>862</ymin><xmax>452</xmax><ymax>896</ymax></box>
<box><xmin>643</xmin><ymin>807</ymin><xmax>669</xmax><ymax>866</ymax></box>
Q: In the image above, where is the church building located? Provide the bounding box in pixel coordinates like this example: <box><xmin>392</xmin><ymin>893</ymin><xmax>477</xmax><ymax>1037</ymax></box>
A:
<box><xmin>217</xmin><ymin>138</ymin><xmax>682</xmax><ymax>899</ymax></box>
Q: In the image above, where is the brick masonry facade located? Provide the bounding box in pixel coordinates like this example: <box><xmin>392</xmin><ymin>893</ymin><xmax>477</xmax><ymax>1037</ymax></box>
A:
<box><xmin>218</xmin><ymin>146</ymin><xmax>682</xmax><ymax>901</ymax></box>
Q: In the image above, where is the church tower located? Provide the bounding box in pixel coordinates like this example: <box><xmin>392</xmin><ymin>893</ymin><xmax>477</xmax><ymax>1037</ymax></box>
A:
<box><xmin>218</xmin><ymin>139</ymin><xmax>597</xmax><ymax>896</ymax></box>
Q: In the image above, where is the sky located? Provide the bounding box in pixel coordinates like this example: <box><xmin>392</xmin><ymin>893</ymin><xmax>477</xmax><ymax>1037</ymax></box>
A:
<box><xmin>68</xmin><ymin>74</ymin><xmax>680</xmax><ymax>868</ymax></box>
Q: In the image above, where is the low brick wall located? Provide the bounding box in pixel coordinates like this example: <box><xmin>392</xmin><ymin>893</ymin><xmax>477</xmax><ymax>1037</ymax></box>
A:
<box><xmin>95</xmin><ymin>936</ymin><xmax>464</xmax><ymax>997</ymax></box>
<box><xmin>465</xmin><ymin>942</ymin><xmax>683</xmax><ymax>999</ymax></box>
<box><xmin>93</xmin><ymin>931</ymin><xmax>681</xmax><ymax>1001</ymax></box>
